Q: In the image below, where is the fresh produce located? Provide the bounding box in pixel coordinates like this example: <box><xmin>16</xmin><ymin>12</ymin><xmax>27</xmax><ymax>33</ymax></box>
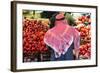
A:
<box><xmin>76</xmin><ymin>24</ymin><xmax>91</xmax><ymax>40</ymax></box>
<box><xmin>77</xmin><ymin>15</ymin><xmax>91</xmax><ymax>25</ymax></box>
<box><xmin>79</xmin><ymin>43</ymin><xmax>91</xmax><ymax>59</ymax></box>
<box><xmin>75</xmin><ymin>14</ymin><xmax>91</xmax><ymax>59</ymax></box>
<box><xmin>23</xmin><ymin>19</ymin><xmax>49</xmax><ymax>62</ymax></box>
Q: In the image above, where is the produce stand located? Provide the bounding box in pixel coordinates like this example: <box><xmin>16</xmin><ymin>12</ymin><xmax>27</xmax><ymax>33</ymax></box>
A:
<box><xmin>23</xmin><ymin>11</ymin><xmax>91</xmax><ymax>62</ymax></box>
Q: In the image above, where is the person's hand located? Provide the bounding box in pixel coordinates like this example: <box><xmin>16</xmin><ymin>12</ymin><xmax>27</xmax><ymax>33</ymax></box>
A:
<box><xmin>73</xmin><ymin>49</ymin><xmax>79</xmax><ymax>60</ymax></box>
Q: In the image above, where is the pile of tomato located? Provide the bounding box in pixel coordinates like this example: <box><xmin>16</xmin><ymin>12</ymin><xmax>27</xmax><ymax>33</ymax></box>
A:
<box><xmin>79</xmin><ymin>43</ymin><xmax>91</xmax><ymax>59</ymax></box>
<box><xmin>75</xmin><ymin>15</ymin><xmax>91</xmax><ymax>59</ymax></box>
<box><xmin>23</xmin><ymin>19</ymin><xmax>49</xmax><ymax>62</ymax></box>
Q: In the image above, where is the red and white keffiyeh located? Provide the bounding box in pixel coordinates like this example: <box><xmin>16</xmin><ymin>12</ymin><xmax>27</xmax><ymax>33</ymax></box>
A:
<box><xmin>44</xmin><ymin>14</ymin><xmax>80</xmax><ymax>58</ymax></box>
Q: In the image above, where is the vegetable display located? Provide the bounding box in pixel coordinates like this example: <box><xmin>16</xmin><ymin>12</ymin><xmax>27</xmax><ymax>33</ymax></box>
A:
<box><xmin>75</xmin><ymin>14</ymin><xmax>91</xmax><ymax>59</ymax></box>
<box><xmin>23</xmin><ymin>19</ymin><xmax>50</xmax><ymax>62</ymax></box>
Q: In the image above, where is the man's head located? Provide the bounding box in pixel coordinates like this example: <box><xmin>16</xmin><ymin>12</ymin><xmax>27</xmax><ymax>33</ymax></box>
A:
<box><xmin>49</xmin><ymin>12</ymin><xmax>65</xmax><ymax>28</ymax></box>
<box><xmin>56</xmin><ymin>13</ymin><xmax>65</xmax><ymax>21</ymax></box>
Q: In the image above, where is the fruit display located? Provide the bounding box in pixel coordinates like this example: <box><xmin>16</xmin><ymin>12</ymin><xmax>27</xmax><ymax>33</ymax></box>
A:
<box><xmin>75</xmin><ymin>14</ymin><xmax>91</xmax><ymax>26</ymax></box>
<box><xmin>79</xmin><ymin>43</ymin><xmax>91</xmax><ymax>59</ymax></box>
<box><xmin>75</xmin><ymin>14</ymin><xmax>91</xmax><ymax>59</ymax></box>
<box><xmin>23</xmin><ymin>19</ymin><xmax>50</xmax><ymax>62</ymax></box>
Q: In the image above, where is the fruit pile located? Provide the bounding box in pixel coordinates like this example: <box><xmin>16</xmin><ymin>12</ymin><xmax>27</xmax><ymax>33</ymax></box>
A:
<box><xmin>76</xmin><ymin>15</ymin><xmax>91</xmax><ymax>26</ymax></box>
<box><xmin>79</xmin><ymin>43</ymin><xmax>91</xmax><ymax>59</ymax></box>
<box><xmin>23</xmin><ymin>19</ymin><xmax>49</xmax><ymax>62</ymax></box>
<box><xmin>75</xmin><ymin>15</ymin><xmax>91</xmax><ymax>59</ymax></box>
<box><xmin>76</xmin><ymin>25</ymin><xmax>91</xmax><ymax>42</ymax></box>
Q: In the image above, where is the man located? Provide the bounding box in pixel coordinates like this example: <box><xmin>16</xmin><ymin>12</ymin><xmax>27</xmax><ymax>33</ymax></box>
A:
<box><xmin>44</xmin><ymin>12</ymin><xmax>80</xmax><ymax>61</ymax></box>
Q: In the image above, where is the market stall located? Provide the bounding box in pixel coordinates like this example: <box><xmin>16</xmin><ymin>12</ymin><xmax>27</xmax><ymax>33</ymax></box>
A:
<box><xmin>23</xmin><ymin>10</ymin><xmax>91</xmax><ymax>62</ymax></box>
